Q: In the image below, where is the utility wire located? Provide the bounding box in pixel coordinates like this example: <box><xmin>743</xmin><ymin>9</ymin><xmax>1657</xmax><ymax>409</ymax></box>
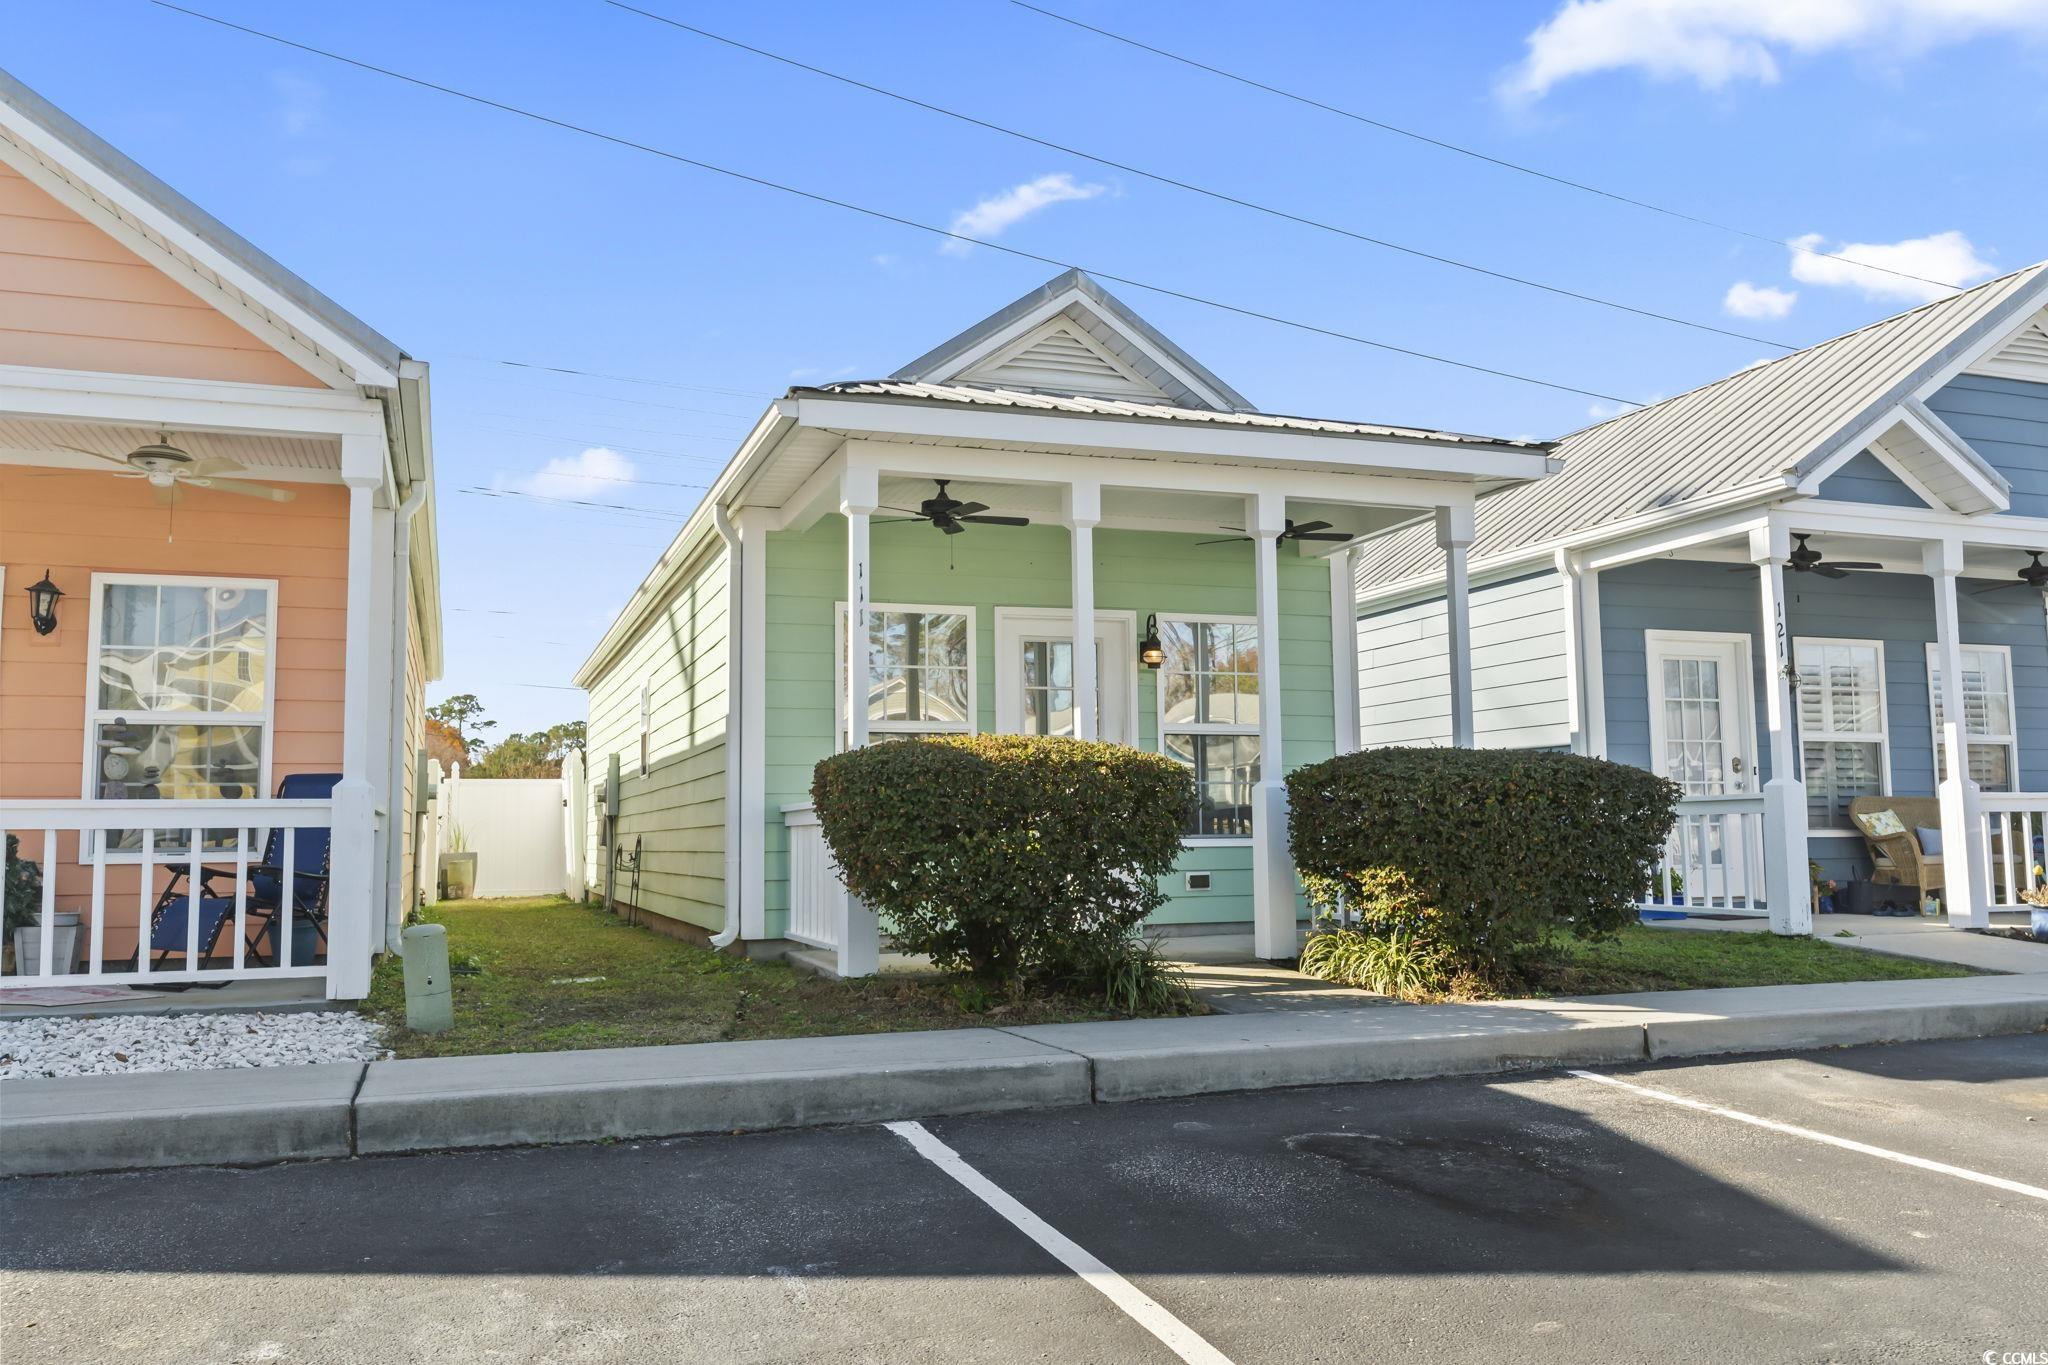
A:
<box><xmin>443</xmin><ymin>352</ymin><xmax>774</xmax><ymax>399</ymax></box>
<box><xmin>613</xmin><ymin>1</ymin><xmax>1792</xmax><ymax>351</ymax></box>
<box><xmin>460</xmin><ymin>485</ymin><xmax>693</xmax><ymax>520</ymax></box>
<box><xmin>1010</xmin><ymin>0</ymin><xmax>1967</xmax><ymax>295</ymax></box>
<box><xmin>150</xmin><ymin>1</ymin><xmax>1647</xmax><ymax>406</ymax></box>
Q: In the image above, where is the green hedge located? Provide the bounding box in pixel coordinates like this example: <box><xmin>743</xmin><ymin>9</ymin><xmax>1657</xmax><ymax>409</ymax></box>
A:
<box><xmin>811</xmin><ymin>735</ymin><xmax>1194</xmax><ymax>989</ymax></box>
<box><xmin>1286</xmin><ymin>748</ymin><xmax>1679</xmax><ymax>970</ymax></box>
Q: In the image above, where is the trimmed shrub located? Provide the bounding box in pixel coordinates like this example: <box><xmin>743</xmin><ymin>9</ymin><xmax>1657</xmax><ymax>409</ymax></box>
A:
<box><xmin>1287</xmin><ymin>748</ymin><xmax>1679</xmax><ymax>972</ymax></box>
<box><xmin>810</xmin><ymin>735</ymin><xmax>1196</xmax><ymax>992</ymax></box>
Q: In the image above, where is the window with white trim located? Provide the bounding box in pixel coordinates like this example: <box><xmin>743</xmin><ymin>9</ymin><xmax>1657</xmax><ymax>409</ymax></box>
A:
<box><xmin>1158</xmin><ymin>617</ymin><xmax>1260</xmax><ymax>837</ymax></box>
<box><xmin>638</xmin><ymin>682</ymin><xmax>652</xmax><ymax>777</ymax></box>
<box><xmin>1794</xmin><ymin>638</ymin><xmax>1887</xmax><ymax>831</ymax></box>
<box><xmin>838</xmin><ymin>605</ymin><xmax>974</xmax><ymax>743</ymax></box>
<box><xmin>88</xmin><ymin>575</ymin><xmax>276</xmax><ymax>853</ymax></box>
<box><xmin>1926</xmin><ymin>644</ymin><xmax>2018</xmax><ymax>792</ymax></box>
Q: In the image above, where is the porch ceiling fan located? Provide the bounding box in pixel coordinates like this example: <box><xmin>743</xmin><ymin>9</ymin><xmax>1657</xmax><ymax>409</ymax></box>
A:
<box><xmin>1727</xmin><ymin>533</ymin><xmax>1881</xmax><ymax>579</ymax></box>
<box><xmin>1973</xmin><ymin>550</ymin><xmax>2048</xmax><ymax>595</ymax></box>
<box><xmin>61</xmin><ymin>434</ymin><xmax>295</xmax><ymax>504</ymax></box>
<box><xmin>878</xmin><ymin>479</ymin><xmax>1029</xmax><ymax>536</ymax></box>
<box><xmin>1199</xmin><ymin>519</ymin><xmax>1351</xmax><ymax>547</ymax></box>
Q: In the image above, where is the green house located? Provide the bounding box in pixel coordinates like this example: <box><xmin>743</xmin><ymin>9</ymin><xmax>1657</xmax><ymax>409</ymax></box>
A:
<box><xmin>573</xmin><ymin>271</ymin><xmax>1554</xmax><ymax>973</ymax></box>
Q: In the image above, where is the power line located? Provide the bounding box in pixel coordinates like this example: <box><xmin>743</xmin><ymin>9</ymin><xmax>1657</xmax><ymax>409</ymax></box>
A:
<box><xmin>469</xmin><ymin>426</ymin><xmax>734</xmax><ymax>462</ymax></box>
<box><xmin>441</xmin><ymin>352</ymin><xmax>773</xmax><ymax>403</ymax></box>
<box><xmin>1009</xmin><ymin>0</ymin><xmax>1967</xmax><ymax>296</ymax></box>
<box><xmin>613</xmin><ymin>2</ymin><xmax>1793</xmax><ymax>351</ymax></box>
<box><xmin>150</xmin><ymin>1</ymin><xmax>1648</xmax><ymax>406</ymax></box>
<box><xmin>462</xmin><ymin>408</ymin><xmax>751</xmax><ymax>440</ymax></box>
<box><xmin>459</xmin><ymin>485</ymin><xmax>694</xmax><ymax>520</ymax></box>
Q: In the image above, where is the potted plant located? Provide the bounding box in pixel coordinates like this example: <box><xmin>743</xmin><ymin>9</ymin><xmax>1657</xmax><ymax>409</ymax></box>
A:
<box><xmin>439</xmin><ymin>824</ymin><xmax>478</xmax><ymax>901</ymax></box>
<box><xmin>1810</xmin><ymin>862</ymin><xmax>1838</xmax><ymax>915</ymax></box>
<box><xmin>6</xmin><ymin>834</ymin><xmax>79</xmax><ymax>976</ymax></box>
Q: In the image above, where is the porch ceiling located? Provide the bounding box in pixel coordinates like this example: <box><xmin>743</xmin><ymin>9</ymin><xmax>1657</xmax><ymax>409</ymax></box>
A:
<box><xmin>0</xmin><ymin>415</ymin><xmax>340</xmax><ymax>479</ymax></box>
<box><xmin>872</xmin><ymin>473</ymin><xmax>1419</xmax><ymax>542</ymax></box>
<box><xmin>1679</xmin><ymin>528</ymin><xmax>2048</xmax><ymax>581</ymax></box>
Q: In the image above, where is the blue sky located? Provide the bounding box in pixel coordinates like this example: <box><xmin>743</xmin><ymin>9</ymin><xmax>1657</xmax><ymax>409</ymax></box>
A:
<box><xmin>9</xmin><ymin>0</ymin><xmax>2047</xmax><ymax>731</ymax></box>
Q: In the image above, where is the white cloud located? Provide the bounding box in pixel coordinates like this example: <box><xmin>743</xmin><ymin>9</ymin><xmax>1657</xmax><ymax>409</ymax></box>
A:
<box><xmin>1787</xmin><ymin>230</ymin><xmax>1997</xmax><ymax>304</ymax></box>
<box><xmin>1502</xmin><ymin>0</ymin><xmax>2048</xmax><ymax>101</ymax></box>
<box><xmin>510</xmin><ymin>446</ymin><xmax>636</xmax><ymax>500</ymax></box>
<box><xmin>1722</xmin><ymin>281</ymin><xmax>1797</xmax><ymax>319</ymax></box>
<box><xmin>269</xmin><ymin>72</ymin><xmax>323</xmax><ymax>137</ymax></box>
<box><xmin>939</xmin><ymin>173</ymin><xmax>1106</xmax><ymax>255</ymax></box>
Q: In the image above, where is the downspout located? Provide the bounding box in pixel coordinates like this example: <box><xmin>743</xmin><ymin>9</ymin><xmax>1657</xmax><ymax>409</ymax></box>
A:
<box><xmin>710</xmin><ymin>501</ymin><xmax>743</xmax><ymax>950</ymax></box>
<box><xmin>382</xmin><ymin>480</ymin><xmax>429</xmax><ymax>952</ymax></box>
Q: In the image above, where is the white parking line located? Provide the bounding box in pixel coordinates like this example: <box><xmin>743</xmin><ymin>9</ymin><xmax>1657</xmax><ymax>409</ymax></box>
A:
<box><xmin>1568</xmin><ymin>1069</ymin><xmax>2048</xmax><ymax>1203</ymax></box>
<box><xmin>885</xmin><ymin>1120</ymin><xmax>1236</xmax><ymax>1365</ymax></box>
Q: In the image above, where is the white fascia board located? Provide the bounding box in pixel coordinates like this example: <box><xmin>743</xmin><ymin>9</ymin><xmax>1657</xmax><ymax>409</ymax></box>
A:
<box><xmin>792</xmin><ymin>396</ymin><xmax>1553</xmax><ymax>484</ymax></box>
<box><xmin>0</xmin><ymin>364</ymin><xmax>386</xmax><ymax>437</ymax></box>
<box><xmin>1910</xmin><ymin>273</ymin><xmax>2048</xmax><ymax>402</ymax></box>
<box><xmin>0</xmin><ymin>105</ymin><xmax>397</xmax><ymax>390</ymax></box>
<box><xmin>1776</xmin><ymin>497</ymin><xmax>2048</xmax><ymax>551</ymax></box>
<box><xmin>572</xmin><ymin>401</ymin><xmax>799</xmax><ymax>687</ymax></box>
<box><xmin>1797</xmin><ymin>400</ymin><xmax>2009</xmax><ymax>512</ymax></box>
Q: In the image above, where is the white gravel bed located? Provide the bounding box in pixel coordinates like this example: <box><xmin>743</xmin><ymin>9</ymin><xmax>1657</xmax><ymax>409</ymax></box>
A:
<box><xmin>0</xmin><ymin>1010</ymin><xmax>389</xmax><ymax>1080</ymax></box>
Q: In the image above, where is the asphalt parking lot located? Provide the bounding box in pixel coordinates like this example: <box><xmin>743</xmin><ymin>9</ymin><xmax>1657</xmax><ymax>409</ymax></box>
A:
<box><xmin>4</xmin><ymin>1032</ymin><xmax>2043</xmax><ymax>1364</ymax></box>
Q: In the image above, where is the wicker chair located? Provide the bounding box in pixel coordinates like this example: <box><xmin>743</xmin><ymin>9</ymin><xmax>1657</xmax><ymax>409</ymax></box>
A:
<box><xmin>1848</xmin><ymin>796</ymin><xmax>1945</xmax><ymax>896</ymax></box>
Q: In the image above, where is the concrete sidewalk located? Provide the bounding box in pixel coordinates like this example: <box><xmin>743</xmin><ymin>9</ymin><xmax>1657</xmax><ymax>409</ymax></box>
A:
<box><xmin>6</xmin><ymin>972</ymin><xmax>2046</xmax><ymax>1178</ymax></box>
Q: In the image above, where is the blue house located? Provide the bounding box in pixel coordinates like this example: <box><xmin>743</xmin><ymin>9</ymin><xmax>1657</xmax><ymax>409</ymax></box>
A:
<box><xmin>1354</xmin><ymin>262</ymin><xmax>2048</xmax><ymax>935</ymax></box>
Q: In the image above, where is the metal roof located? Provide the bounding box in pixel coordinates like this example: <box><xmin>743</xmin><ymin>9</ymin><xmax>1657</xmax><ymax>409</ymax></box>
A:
<box><xmin>808</xmin><ymin>380</ymin><xmax>1553</xmax><ymax>452</ymax></box>
<box><xmin>0</xmin><ymin>66</ymin><xmax>406</xmax><ymax>376</ymax></box>
<box><xmin>1358</xmin><ymin>262</ymin><xmax>2048</xmax><ymax>587</ymax></box>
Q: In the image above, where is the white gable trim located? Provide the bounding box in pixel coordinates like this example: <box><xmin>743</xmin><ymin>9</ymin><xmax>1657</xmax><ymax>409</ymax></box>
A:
<box><xmin>1968</xmin><ymin>307</ymin><xmax>2048</xmax><ymax>384</ymax></box>
<box><xmin>0</xmin><ymin>107</ymin><xmax>393</xmax><ymax>391</ymax></box>
<box><xmin>1912</xmin><ymin>276</ymin><xmax>2048</xmax><ymax>402</ymax></box>
<box><xmin>1796</xmin><ymin>401</ymin><xmax>2008</xmax><ymax>514</ymax></box>
<box><xmin>908</xmin><ymin>285</ymin><xmax>1238</xmax><ymax>410</ymax></box>
<box><xmin>957</xmin><ymin>315</ymin><xmax>1171</xmax><ymax>403</ymax></box>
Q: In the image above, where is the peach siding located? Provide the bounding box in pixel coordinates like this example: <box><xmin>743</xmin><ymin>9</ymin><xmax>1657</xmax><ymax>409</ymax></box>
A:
<box><xmin>0</xmin><ymin>467</ymin><xmax>346</xmax><ymax>954</ymax></box>
<box><xmin>0</xmin><ymin>159</ymin><xmax>325</xmax><ymax>387</ymax></box>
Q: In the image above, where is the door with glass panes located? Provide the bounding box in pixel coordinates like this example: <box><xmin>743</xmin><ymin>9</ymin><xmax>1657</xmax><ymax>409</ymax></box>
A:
<box><xmin>994</xmin><ymin>609</ymin><xmax>1134</xmax><ymax>743</ymax></box>
<box><xmin>1645</xmin><ymin>632</ymin><xmax>1759</xmax><ymax>906</ymax></box>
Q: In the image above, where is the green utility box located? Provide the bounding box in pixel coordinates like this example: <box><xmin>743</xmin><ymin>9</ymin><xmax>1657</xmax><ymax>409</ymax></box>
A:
<box><xmin>401</xmin><ymin>922</ymin><xmax>455</xmax><ymax>1034</ymax></box>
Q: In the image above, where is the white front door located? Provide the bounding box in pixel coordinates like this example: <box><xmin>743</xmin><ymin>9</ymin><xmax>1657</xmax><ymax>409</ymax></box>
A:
<box><xmin>995</xmin><ymin>610</ymin><xmax>1136</xmax><ymax>744</ymax></box>
<box><xmin>1646</xmin><ymin>632</ymin><xmax>1759</xmax><ymax>906</ymax></box>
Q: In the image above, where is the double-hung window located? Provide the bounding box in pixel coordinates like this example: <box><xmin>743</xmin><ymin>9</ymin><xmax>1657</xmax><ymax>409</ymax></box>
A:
<box><xmin>1158</xmin><ymin>617</ymin><xmax>1259</xmax><ymax>838</ymax></box>
<box><xmin>1794</xmin><ymin>638</ymin><xmax>1887</xmax><ymax>830</ymax></box>
<box><xmin>1926</xmin><ymin>644</ymin><xmax>2017</xmax><ymax>791</ymax></box>
<box><xmin>838</xmin><ymin>604</ymin><xmax>974</xmax><ymax>744</ymax></box>
<box><xmin>88</xmin><ymin>575</ymin><xmax>276</xmax><ymax>853</ymax></box>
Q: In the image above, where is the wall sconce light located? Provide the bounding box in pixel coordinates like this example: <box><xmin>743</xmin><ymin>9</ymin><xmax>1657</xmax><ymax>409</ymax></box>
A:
<box><xmin>25</xmin><ymin>570</ymin><xmax>62</xmax><ymax>636</ymax></box>
<box><xmin>1138</xmin><ymin>613</ymin><xmax>1165</xmax><ymax>669</ymax></box>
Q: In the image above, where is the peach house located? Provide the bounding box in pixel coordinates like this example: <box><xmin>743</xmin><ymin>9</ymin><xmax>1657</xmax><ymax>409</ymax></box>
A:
<box><xmin>0</xmin><ymin>70</ymin><xmax>440</xmax><ymax>1000</ymax></box>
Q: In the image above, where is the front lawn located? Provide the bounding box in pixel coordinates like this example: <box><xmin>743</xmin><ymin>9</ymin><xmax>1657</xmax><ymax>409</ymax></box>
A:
<box><xmin>1517</xmin><ymin>923</ymin><xmax>1975</xmax><ymax>998</ymax></box>
<box><xmin>362</xmin><ymin>896</ymin><xmax>1189</xmax><ymax>1059</ymax></box>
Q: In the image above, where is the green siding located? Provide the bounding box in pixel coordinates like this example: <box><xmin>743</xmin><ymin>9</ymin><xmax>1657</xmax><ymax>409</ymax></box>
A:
<box><xmin>584</xmin><ymin>543</ymin><xmax>731</xmax><ymax>931</ymax></box>
<box><xmin>763</xmin><ymin>519</ymin><xmax>1336</xmax><ymax>937</ymax></box>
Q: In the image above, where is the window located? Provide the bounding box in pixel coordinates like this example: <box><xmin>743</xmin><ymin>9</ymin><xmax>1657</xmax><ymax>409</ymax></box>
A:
<box><xmin>638</xmin><ymin>682</ymin><xmax>652</xmax><ymax>777</ymax></box>
<box><xmin>88</xmin><ymin>575</ymin><xmax>276</xmax><ymax>854</ymax></box>
<box><xmin>1158</xmin><ymin>617</ymin><xmax>1260</xmax><ymax>837</ymax></box>
<box><xmin>838</xmin><ymin>605</ymin><xmax>974</xmax><ymax>743</ymax></box>
<box><xmin>1794</xmin><ymin>638</ymin><xmax>1887</xmax><ymax>830</ymax></box>
<box><xmin>1926</xmin><ymin>644</ymin><xmax>2017</xmax><ymax>791</ymax></box>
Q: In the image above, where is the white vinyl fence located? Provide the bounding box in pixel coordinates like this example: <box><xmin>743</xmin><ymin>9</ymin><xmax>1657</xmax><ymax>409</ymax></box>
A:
<box><xmin>435</xmin><ymin>769</ymin><xmax>577</xmax><ymax>900</ymax></box>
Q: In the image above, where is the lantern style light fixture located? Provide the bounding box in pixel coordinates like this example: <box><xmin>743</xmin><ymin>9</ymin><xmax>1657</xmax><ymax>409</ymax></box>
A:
<box><xmin>1138</xmin><ymin>613</ymin><xmax>1165</xmax><ymax>669</ymax></box>
<box><xmin>25</xmin><ymin>570</ymin><xmax>62</xmax><ymax>636</ymax></box>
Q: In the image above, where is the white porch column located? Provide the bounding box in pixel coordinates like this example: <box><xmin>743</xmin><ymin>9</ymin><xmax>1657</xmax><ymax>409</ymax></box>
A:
<box><xmin>1249</xmin><ymin>491</ymin><xmax>1296</xmax><ymax>959</ymax></box>
<box><xmin>1750</xmin><ymin>526</ymin><xmax>1812</xmax><ymax>936</ymax></box>
<box><xmin>1331</xmin><ymin>547</ymin><xmax>1361</xmax><ymax>754</ymax></box>
<box><xmin>1925</xmin><ymin>539</ymin><xmax>1991</xmax><ymax>929</ymax></box>
<box><xmin>1558</xmin><ymin>550</ymin><xmax>1607</xmax><ymax>758</ymax></box>
<box><xmin>1065</xmin><ymin>481</ymin><xmax>1101</xmax><ymax>741</ymax></box>
<box><xmin>1436</xmin><ymin>505</ymin><xmax>1475</xmax><ymax>748</ymax></box>
<box><xmin>837</xmin><ymin>462</ymin><xmax>881</xmax><ymax>977</ymax></box>
<box><xmin>327</xmin><ymin>458</ymin><xmax>384</xmax><ymax>998</ymax></box>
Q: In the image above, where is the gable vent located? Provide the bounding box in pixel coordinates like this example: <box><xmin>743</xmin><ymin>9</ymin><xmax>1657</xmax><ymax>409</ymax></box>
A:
<box><xmin>1975</xmin><ymin>312</ymin><xmax>2048</xmax><ymax>384</ymax></box>
<box><xmin>961</xmin><ymin>322</ymin><xmax>1171</xmax><ymax>402</ymax></box>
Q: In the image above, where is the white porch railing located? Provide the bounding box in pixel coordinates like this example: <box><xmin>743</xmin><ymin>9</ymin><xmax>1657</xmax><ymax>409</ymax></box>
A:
<box><xmin>781</xmin><ymin>802</ymin><xmax>844</xmax><ymax>951</ymax></box>
<box><xmin>1</xmin><ymin>799</ymin><xmax>334</xmax><ymax>990</ymax></box>
<box><xmin>1641</xmin><ymin>793</ymin><xmax>1770</xmax><ymax>915</ymax></box>
<box><xmin>1978</xmin><ymin>792</ymin><xmax>2048</xmax><ymax>913</ymax></box>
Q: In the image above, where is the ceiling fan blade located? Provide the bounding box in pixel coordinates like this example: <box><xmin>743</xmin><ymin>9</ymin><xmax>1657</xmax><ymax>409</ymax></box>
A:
<box><xmin>1811</xmin><ymin>564</ymin><xmax>1851</xmax><ymax>579</ymax></box>
<box><xmin>958</xmin><ymin>514</ymin><xmax>1029</xmax><ymax>527</ymax></box>
<box><xmin>935</xmin><ymin>518</ymin><xmax>965</xmax><ymax>536</ymax></box>
<box><xmin>53</xmin><ymin>444</ymin><xmax>133</xmax><ymax>469</ymax></box>
<box><xmin>1286</xmin><ymin>520</ymin><xmax>1334</xmax><ymax>536</ymax></box>
<box><xmin>1293</xmin><ymin>531</ymin><xmax>1352</xmax><ymax>542</ymax></box>
<box><xmin>190</xmin><ymin>455</ymin><xmax>247</xmax><ymax>476</ymax></box>
<box><xmin>1972</xmin><ymin>581</ymin><xmax>2028</xmax><ymax>595</ymax></box>
<box><xmin>190</xmin><ymin>477</ymin><xmax>295</xmax><ymax>503</ymax></box>
<box><xmin>1197</xmin><ymin>536</ymin><xmax>1251</xmax><ymax>547</ymax></box>
<box><xmin>1826</xmin><ymin>561</ymin><xmax>1885</xmax><ymax>570</ymax></box>
<box><xmin>1725</xmin><ymin>564</ymin><xmax>1757</xmax><ymax>574</ymax></box>
<box><xmin>948</xmin><ymin>501</ymin><xmax>990</xmax><ymax>519</ymax></box>
<box><xmin>874</xmin><ymin>517</ymin><xmax>927</xmax><ymax>525</ymax></box>
<box><xmin>879</xmin><ymin>505</ymin><xmax>926</xmax><ymax>515</ymax></box>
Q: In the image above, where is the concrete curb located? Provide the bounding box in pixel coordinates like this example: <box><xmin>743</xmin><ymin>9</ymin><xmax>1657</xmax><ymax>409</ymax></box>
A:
<box><xmin>6</xmin><ymin>977</ymin><xmax>2046</xmax><ymax>1178</ymax></box>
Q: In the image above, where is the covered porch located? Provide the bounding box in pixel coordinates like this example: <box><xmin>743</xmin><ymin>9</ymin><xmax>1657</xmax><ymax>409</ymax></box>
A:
<box><xmin>1587</xmin><ymin>506</ymin><xmax>2048</xmax><ymax>932</ymax></box>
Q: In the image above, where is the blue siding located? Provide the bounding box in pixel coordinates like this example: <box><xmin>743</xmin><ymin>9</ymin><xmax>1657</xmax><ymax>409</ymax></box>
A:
<box><xmin>1600</xmin><ymin>559</ymin><xmax>1773</xmax><ymax>778</ymax></box>
<box><xmin>1925</xmin><ymin>373</ymin><xmax>2048</xmax><ymax>518</ymax></box>
<box><xmin>1816</xmin><ymin>450</ymin><xmax>1930</xmax><ymax>508</ymax></box>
